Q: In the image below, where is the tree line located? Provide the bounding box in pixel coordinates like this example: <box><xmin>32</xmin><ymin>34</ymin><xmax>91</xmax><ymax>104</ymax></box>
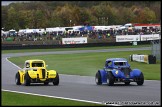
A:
<box><xmin>1</xmin><ymin>1</ymin><xmax>161</xmax><ymax>31</ymax></box>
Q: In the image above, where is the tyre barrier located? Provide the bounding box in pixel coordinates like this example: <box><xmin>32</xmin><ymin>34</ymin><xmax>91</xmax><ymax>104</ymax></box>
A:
<box><xmin>129</xmin><ymin>54</ymin><xmax>156</xmax><ymax>64</ymax></box>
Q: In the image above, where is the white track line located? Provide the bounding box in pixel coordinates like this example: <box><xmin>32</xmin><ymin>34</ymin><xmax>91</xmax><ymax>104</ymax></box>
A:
<box><xmin>6</xmin><ymin>57</ymin><xmax>22</xmax><ymax>69</ymax></box>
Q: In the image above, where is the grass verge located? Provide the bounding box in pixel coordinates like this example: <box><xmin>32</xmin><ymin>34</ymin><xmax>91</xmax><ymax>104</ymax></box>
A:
<box><xmin>2</xmin><ymin>91</ymin><xmax>102</xmax><ymax>106</ymax></box>
<box><xmin>8</xmin><ymin>50</ymin><xmax>160</xmax><ymax>80</ymax></box>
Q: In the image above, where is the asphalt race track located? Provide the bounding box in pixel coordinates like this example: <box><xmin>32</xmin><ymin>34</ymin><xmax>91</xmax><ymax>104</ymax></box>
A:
<box><xmin>2</xmin><ymin>47</ymin><xmax>161</xmax><ymax>106</ymax></box>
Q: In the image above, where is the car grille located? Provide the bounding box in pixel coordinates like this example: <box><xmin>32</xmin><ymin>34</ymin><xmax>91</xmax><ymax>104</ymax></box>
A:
<box><xmin>121</xmin><ymin>67</ymin><xmax>131</xmax><ymax>77</ymax></box>
<box><xmin>42</xmin><ymin>69</ymin><xmax>46</xmax><ymax>78</ymax></box>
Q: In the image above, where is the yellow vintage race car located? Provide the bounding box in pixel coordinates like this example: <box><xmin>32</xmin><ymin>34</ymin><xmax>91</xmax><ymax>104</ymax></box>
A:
<box><xmin>15</xmin><ymin>59</ymin><xmax>59</xmax><ymax>86</ymax></box>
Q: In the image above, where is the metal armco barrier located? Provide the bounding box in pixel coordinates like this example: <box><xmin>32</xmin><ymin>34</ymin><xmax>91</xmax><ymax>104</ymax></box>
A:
<box><xmin>2</xmin><ymin>41</ymin><xmax>150</xmax><ymax>50</ymax></box>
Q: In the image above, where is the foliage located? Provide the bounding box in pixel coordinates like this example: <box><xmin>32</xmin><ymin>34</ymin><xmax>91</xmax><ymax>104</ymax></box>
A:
<box><xmin>1</xmin><ymin>1</ymin><xmax>160</xmax><ymax>30</ymax></box>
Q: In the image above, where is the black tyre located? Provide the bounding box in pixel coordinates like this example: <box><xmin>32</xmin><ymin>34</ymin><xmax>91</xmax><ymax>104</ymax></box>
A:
<box><xmin>24</xmin><ymin>72</ymin><xmax>31</xmax><ymax>86</ymax></box>
<box><xmin>107</xmin><ymin>71</ymin><xmax>114</xmax><ymax>86</ymax></box>
<box><xmin>95</xmin><ymin>71</ymin><xmax>102</xmax><ymax>85</ymax></box>
<box><xmin>129</xmin><ymin>55</ymin><xmax>133</xmax><ymax>61</ymax></box>
<box><xmin>137</xmin><ymin>72</ymin><xmax>144</xmax><ymax>85</ymax></box>
<box><xmin>15</xmin><ymin>72</ymin><xmax>21</xmax><ymax>85</ymax></box>
<box><xmin>44</xmin><ymin>81</ymin><xmax>49</xmax><ymax>85</ymax></box>
<box><xmin>53</xmin><ymin>73</ymin><xmax>59</xmax><ymax>85</ymax></box>
<box><xmin>124</xmin><ymin>81</ymin><xmax>130</xmax><ymax>85</ymax></box>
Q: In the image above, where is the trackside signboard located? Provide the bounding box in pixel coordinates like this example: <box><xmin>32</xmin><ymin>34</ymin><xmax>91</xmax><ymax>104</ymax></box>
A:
<box><xmin>131</xmin><ymin>54</ymin><xmax>148</xmax><ymax>63</ymax></box>
<box><xmin>62</xmin><ymin>37</ymin><xmax>87</xmax><ymax>44</ymax></box>
<box><xmin>116</xmin><ymin>35</ymin><xmax>140</xmax><ymax>42</ymax></box>
<box><xmin>116</xmin><ymin>34</ymin><xmax>160</xmax><ymax>42</ymax></box>
<box><xmin>130</xmin><ymin>54</ymin><xmax>156</xmax><ymax>64</ymax></box>
<box><xmin>140</xmin><ymin>34</ymin><xmax>160</xmax><ymax>41</ymax></box>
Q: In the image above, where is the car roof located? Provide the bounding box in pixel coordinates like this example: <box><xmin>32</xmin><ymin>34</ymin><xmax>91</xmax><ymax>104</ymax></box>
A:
<box><xmin>106</xmin><ymin>58</ymin><xmax>127</xmax><ymax>62</ymax></box>
<box><xmin>25</xmin><ymin>59</ymin><xmax>44</xmax><ymax>63</ymax></box>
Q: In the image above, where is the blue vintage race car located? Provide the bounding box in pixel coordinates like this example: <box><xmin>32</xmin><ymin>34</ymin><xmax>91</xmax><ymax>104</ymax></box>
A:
<box><xmin>95</xmin><ymin>58</ymin><xmax>144</xmax><ymax>86</ymax></box>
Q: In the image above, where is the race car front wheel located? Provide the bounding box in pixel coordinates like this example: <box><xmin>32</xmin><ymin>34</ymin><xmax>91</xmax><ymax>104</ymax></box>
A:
<box><xmin>107</xmin><ymin>71</ymin><xmax>114</xmax><ymax>86</ymax></box>
<box><xmin>95</xmin><ymin>71</ymin><xmax>102</xmax><ymax>85</ymax></box>
<box><xmin>24</xmin><ymin>72</ymin><xmax>31</xmax><ymax>86</ymax></box>
<box><xmin>15</xmin><ymin>72</ymin><xmax>21</xmax><ymax>85</ymax></box>
<box><xmin>137</xmin><ymin>72</ymin><xmax>144</xmax><ymax>85</ymax></box>
<box><xmin>53</xmin><ymin>73</ymin><xmax>59</xmax><ymax>85</ymax></box>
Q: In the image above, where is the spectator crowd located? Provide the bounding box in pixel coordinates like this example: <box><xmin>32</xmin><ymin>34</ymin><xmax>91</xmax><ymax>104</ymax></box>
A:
<box><xmin>1</xmin><ymin>26</ymin><xmax>161</xmax><ymax>42</ymax></box>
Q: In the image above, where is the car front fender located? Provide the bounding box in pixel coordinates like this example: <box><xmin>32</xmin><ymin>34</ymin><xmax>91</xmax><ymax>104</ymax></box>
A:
<box><xmin>98</xmin><ymin>69</ymin><xmax>107</xmax><ymax>83</ymax></box>
<box><xmin>17</xmin><ymin>70</ymin><xmax>26</xmax><ymax>84</ymax></box>
<box><xmin>47</xmin><ymin>70</ymin><xmax>57</xmax><ymax>78</ymax></box>
<box><xmin>130</xmin><ymin>69</ymin><xmax>142</xmax><ymax>77</ymax></box>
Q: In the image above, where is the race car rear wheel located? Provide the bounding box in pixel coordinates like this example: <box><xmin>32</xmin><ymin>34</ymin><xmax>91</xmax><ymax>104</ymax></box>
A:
<box><xmin>137</xmin><ymin>72</ymin><xmax>144</xmax><ymax>85</ymax></box>
<box><xmin>95</xmin><ymin>71</ymin><xmax>102</xmax><ymax>85</ymax></box>
<box><xmin>15</xmin><ymin>72</ymin><xmax>21</xmax><ymax>85</ymax></box>
<box><xmin>107</xmin><ymin>71</ymin><xmax>114</xmax><ymax>86</ymax></box>
<box><xmin>53</xmin><ymin>73</ymin><xmax>59</xmax><ymax>85</ymax></box>
<box><xmin>24</xmin><ymin>72</ymin><xmax>31</xmax><ymax>86</ymax></box>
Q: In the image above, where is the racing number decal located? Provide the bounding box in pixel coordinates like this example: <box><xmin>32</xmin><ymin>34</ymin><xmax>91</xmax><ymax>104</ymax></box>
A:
<box><xmin>115</xmin><ymin>70</ymin><xmax>118</xmax><ymax>74</ymax></box>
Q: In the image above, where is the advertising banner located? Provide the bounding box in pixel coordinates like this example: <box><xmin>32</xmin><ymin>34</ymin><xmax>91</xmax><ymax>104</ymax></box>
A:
<box><xmin>116</xmin><ymin>34</ymin><xmax>160</xmax><ymax>42</ymax></box>
<box><xmin>62</xmin><ymin>37</ymin><xmax>87</xmax><ymax>44</ymax></box>
<box><xmin>130</xmin><ymin>54</ymin><xmax>156</xmax><ymax>64</ymax></box>
<box><xmin>116</xmin><ymin>35</ymin><xmax>140</xmax><ymax>42</ymax></box>
<box><xmin>140</xmin><ymin>34</ymin><xmax>160</xmax><ymax>41</ymax></box>
<box><xmin>131</xmin><ymin>54</ymin><xmax>148</xmax><ymax>63</ymax></box>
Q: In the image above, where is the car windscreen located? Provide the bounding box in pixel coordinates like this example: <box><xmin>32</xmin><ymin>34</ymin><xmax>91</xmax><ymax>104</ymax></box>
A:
<box><xmin>114</xmin><ymin>61</ymin><xmax>127</xmax><ymax>66</ymax></box>
<box><xmin>32</xmin><ymin>62</ymin><xmax>44</xmax><ymax>67</ymax></box>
